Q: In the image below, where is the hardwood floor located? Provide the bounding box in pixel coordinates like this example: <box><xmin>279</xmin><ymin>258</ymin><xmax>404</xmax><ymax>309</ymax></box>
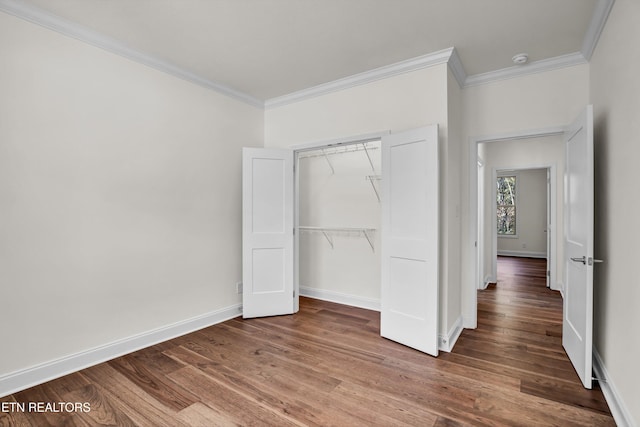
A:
<box><xmin>1</xmin><ymin>256</ymin><xmax>614</xmax><ymax>426</ymax></box>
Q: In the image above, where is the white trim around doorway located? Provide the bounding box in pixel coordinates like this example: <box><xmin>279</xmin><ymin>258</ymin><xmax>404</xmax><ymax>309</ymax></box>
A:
<box><xmin>490</xmin><ymin>164</ymin><xmax>558</xmax><ymax>291</ymax></box>
<box><xmin>466</xmin><ymin>126</ymin><xmax>565</xmax><ymax>329</ymax></box>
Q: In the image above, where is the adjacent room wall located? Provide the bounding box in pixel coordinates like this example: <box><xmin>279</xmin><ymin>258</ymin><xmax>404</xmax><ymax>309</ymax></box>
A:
<box><xmin>589</xmin><ymin>0</ymin><xmax>640</xmax><ymax>424</ymax></box>
<box><xmin>0</xmin><ymin>12</ymin><xmax>263</xmax><ymax>381</ymax></box>
<box><xmin>496</xmin><ymin>168</ymin><xmax>548</xmax><ymax>257</ymax></box>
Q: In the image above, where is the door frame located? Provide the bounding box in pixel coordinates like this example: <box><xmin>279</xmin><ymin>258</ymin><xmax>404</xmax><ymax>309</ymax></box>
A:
<box><xmin>489</xmin><ymin>165</ymin><xmax>557</xmax><ymax>290</ymax></box>
<box><xmin>466</xmin><ymin>126</ymin><xmax>565</xmax><ymax>328</ymax></box>
<box><xmin>289</xmin><ymin>130</ymin><xmax>390</xmax><ymax>312</ymax></box>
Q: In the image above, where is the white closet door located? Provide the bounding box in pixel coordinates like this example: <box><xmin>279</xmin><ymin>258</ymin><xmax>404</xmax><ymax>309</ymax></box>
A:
<box><xmin>242</xmin><ymin>148</ymin><xmax>295</xmax><ymax>318</ymax></box>
<box><xmin>380</xmin><ymin>126</ymin><xmax>439</xmax><ymax>356</ymax></box>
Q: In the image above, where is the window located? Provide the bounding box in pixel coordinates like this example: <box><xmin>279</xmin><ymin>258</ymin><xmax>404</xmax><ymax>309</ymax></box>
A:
<box><xmin>497</xmin><ymin>175</ymin><xmax>516</xmax><ymax>235</ymax></box>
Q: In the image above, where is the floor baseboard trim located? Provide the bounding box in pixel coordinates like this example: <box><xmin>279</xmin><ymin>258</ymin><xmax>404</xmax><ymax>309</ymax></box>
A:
<box><xmin>0</xmin><ymin>304</ymin><xmax>242</xmax><ymax>398</ymax></box>
<box><xmin>439</xmin><ymin>316</ymin><xmax>463</xmax><ymax>352</ymax></box>
<box><xmin>497</xmin><ymin>250</ymin><xmax>547</xmax><ymax>259</ymax></box>
<box><xmin>299</xmin><ymin>287</ymin><xmax>380</xmax><ymax>312</ymax></box>
<box><xmin>593</xmin><ymin>348</ymin><xmax>636</xmax><ymax>427</ymax></box>
<box><xmin>482</xmin><ymin>275</ymin><xmax>496</xmax><ymax>289</ymax></box>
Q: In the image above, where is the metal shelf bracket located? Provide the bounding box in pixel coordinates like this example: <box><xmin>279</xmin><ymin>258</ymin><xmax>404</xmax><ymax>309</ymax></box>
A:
<box><xmin>298</xmin><ymin>226</ymin><xmax>376</xmax><ymax>252</ymax></box>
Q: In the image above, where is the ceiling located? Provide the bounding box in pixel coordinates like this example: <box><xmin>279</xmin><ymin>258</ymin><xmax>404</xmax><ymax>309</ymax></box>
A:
<box><xmin>4</xmin><ymin>0</ymin><xmax>608</xmax><ymax>105</ymax></box>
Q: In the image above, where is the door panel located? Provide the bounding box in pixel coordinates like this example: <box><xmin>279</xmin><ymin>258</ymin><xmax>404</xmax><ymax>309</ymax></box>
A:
<box><xmin>381</xmin><ymin>126</ymin><xmax>439</xmax><ymax>356</ymax></box>
<box><xmin>242</xmin><ymin>148</ymin><xmax>295</xmax><ymax>318</ymax></box>
<box><xmin>563</xmin><ymin>105</ymin><xmax>594</xmax><ymax>389</ymax></box>
<box><xmin>252</xmin><ymin>248</ymin><xmax>286</xmax><ymax>293</ymax></box>
<box><xmin>251</xmin><ymin>158</ymin><xmax>286</xmax><ymax>233</ymax></box>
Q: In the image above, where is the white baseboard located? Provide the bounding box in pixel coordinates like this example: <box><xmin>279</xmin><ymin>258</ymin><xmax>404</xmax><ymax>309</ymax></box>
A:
<box><xmin>481</xmin><ymin>275</ymin><xmax>496</xmax><ymax>289</ymax></box>
<box><xmin>0</xmin><ymin>304</ymin><xmax>242</xmax><ymax>398</ymax></box>
<box><xmin>439</xmin><ymin>316</ymin><xmax>463</xmax><ymax>352</ymax></box>
<box><xmin>497</xmin><ymin>250</ymin><xmax>547</xmax><ymax>259</ymax></box>
<box><xmin>299</xmin><ymin>286</ymin><xmax>380</xmax><ymax>311</ymax></box>
<box><xmin>553</xmin><ymin>280</ymin><xmax>564</xmax><ymax>293</ymax></box>
<box><xmin>593</xmin><ymin>348</ymin><xmax>637</xmax><ymax>427</ymax></box>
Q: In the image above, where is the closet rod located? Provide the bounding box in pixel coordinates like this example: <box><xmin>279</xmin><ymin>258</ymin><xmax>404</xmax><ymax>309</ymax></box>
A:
<box><xmin>297</xmin><ymin>142</ymin><xmax>379</xmax><ymax>159</ymax></box>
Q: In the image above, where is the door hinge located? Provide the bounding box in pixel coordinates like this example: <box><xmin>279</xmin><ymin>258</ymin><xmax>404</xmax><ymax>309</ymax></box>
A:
<box><xmin>547</xmin><ymin>270</ymin><xmax>550</xmax><ymax>277</ymax></box>
<box><xmin>293</xmin><ymin>290</ymin><xmax>296</xmax><ymax>298</ymax></box>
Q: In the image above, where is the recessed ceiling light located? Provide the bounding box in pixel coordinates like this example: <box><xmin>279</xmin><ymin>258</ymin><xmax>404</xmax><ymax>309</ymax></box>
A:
<box><xmin>512</xmin><ymin>53</ymin><xmax>529</xmax><ymax>65</ymax></box>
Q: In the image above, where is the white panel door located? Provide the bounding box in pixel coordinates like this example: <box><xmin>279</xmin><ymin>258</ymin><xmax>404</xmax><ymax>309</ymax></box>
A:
<box><xmin>242</xmin><ymin>148</ymin><xmax>295</xmax><ymax>318</ymax></box>
<box><xmin>381</xmin><ymin>126</ymin><xmax>439</xmax><ymax>356</ymax></box>
<box><xmin>563</xmin><ymin>105</ymin><xmax>594</xmax><ymax>389</ymax></box>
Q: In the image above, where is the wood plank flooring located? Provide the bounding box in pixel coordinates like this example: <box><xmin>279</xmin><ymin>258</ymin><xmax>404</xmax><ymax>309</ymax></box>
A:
<box><xmin>1</xmin><ymin>256</ymin><xmax>614</xmax><ymax>426</ymax></box>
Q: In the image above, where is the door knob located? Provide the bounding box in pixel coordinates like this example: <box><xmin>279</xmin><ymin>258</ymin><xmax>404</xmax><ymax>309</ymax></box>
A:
<box><xmin>570</xmin><ymin>256</ymin><xmax>604</xmax><ymax>265</ymax></box>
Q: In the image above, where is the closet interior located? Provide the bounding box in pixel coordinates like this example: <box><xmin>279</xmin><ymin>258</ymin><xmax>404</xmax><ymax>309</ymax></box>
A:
<box><xmin>297</xmin><ymin>139</ymin><xmax>382</xmax><ymax>304</ymax></box>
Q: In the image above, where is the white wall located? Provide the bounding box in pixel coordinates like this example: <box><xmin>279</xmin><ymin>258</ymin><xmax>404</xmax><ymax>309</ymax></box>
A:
<box><xmin>298</xmin><ymin>144</ymin><xmax>381</xmax><ymax>305</ymax></box>
<box><xmin>461</xmin><ymin>64</ymin><xmax>590</xmax><ymax>323</ymax></box>
<box><xmin>445</xmin><ymin>68</ymin><xmax>463</xmax><ymax>338</ymax></box>
<box><xmin>590</xmin><ymin>0</ymin><xmax>640</xmax><ymax>424</ymax></box>
<box><xmin>496</xmin><ymin>168</ymin><xmax>548</xmax><ymax>257</ymax></box>
<box><xmin>462</xmin><ymin>65</ymin><xmax>590</xmax><ymax>137</ymax></box>
<box><xmin>265</xmin><ymin>66</ymin><xmax>448</xmax><ymax>147</ymax></box>
<box><xmin>0</xmin><ymin>12</ymin><xmax>263</xmax><ymax>379</ymax></box>
<box><xmin>265</xmin><ymin>64</ymin><xmax>463</xmax><ymax>339</ymax></box>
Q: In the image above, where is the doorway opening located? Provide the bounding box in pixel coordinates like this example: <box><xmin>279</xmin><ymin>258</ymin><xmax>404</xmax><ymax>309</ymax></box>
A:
<box><xmin>295</xmin><ymin>139</ymin><xmax>382</xmax><ymax>311</ymax></box>
<box><xmin>468</xmin><ymin>106</ymin><xmax>595</xmax><ymax>389</ymax></box>
<box><xmin>476</xmin><ymin>136</ymin><xmax>562</xmax><ymax>293</ymax></box>
<box><xmin>491</xmin><ymin>167</ymin><xmax>553</xmax><ymax>288</ymax></box>
<box><xmin>466</xmin><ymin>127</ymin><xmax>565</xmax><ymax>329</ymax></box>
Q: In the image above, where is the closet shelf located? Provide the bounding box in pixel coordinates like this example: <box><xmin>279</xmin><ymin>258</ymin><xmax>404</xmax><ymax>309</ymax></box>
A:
<box><xmin>298</xmin><ymin>226</ymin><xmax>376</xmax><ymax>252</ymax></box>
<box><xmin>297</xmin><ymin>142</ymin><xmax>379</xmax><ymax>175</ymax></box>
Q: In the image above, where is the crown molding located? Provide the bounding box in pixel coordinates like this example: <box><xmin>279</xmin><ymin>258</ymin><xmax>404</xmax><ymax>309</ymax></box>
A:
<box><xmin>461</xmin><ymin>0</ymin><xmax>613</xmax><ymax>88</ymax></box>
<box><xmin>463</xmin><ymin>52</ymin><xmax>588</xmax><ymax>87</ymax></box>
<box><xmin>2</xmin><ymin>0</ymin><xmax>614</xmax><ymax>106</ymax></box>
<box><xmin>581</xmin><ymin>0</ymin><xmax>615</xmax><ymax>60</ymax></box>
<box><xmin>447</xmin><ymin>47</ymin><xmax>467</xmax><ymax>88</ymax></box>
<box><xmin>265</xmin><ymin>48</ymin><xmax>455</xmax><ymax>109</ymax></box>
<box><xmin>0</xmin><ymin>0</ymin><xmax>264</xmax><ymax>108</ymax></box>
